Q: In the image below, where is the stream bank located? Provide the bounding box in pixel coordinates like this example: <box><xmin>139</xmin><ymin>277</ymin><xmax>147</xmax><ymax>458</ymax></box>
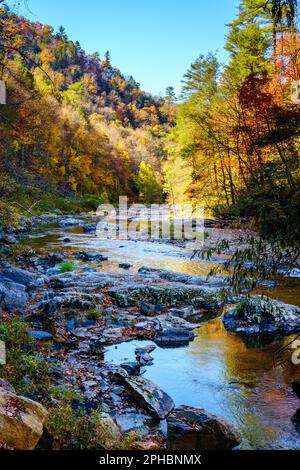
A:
<box><xmin>1</xmin><ymin>214</ymin><xmax>300</xmax><ymax>450</ymax></box>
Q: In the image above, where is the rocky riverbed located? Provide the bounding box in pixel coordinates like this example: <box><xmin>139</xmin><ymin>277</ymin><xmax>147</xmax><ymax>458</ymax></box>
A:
<box><xmin>1</xmin><ymin>214</ymin><xmax>300</xmax><ymax>450</ymax></box>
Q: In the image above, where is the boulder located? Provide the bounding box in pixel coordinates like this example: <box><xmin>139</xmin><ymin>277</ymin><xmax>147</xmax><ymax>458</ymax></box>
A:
<box><xmin>167</xmin><ymin>406</ymin><xmax>241</xmax><ymax>450</ymax></box>
<box><xmin>159</xmin><ymin>313</ymin><xmax>200</xmax><ymax>331</ymax></box>
<box><xmin>155</xmin><ymin>328</ymin><xmax>195</xmax><ymax>347</ymax></box>
<box><xmin>0</xmin><ymin>387</ymin><xmax>48</xmax><ymax>450</ymax></box>
<box><xmin>102</xmin><ymin>328</ymin><xmax>123</xmax><ymax>340</ymax></box>
<box><xmin>109</xmin><ymin>284</ymin><xmax>221</xmax><ymax>310</ymax></box>
<box><xmin>83</xmin><ymin>223</ymin><xmax>97</xmax><ymax>233</ymax></box>
<box><xmin>112</xmin><ymin>369</ymin><xmax>174</xmax><ymax>420</ymax></box>
<box><xmin>49</xmin><ymin>271</ymin><xmax>111</xmax><ymax>290</ymax></box>
<box><xmin>0</xmin><ymin>264</ymin><xmax>37</xmax><ymax>287</ymax></box>
<box><xmin>0</xmin><ymin>280</ymin><xmax>28</xmax><ymax>309</ymax></box>
<box><xmin>43</xmin><ymin>252</ymin><xmax>65</xmax><ymax>265</ymax></box>
<box><xmin>223</xmin><ymin>295</ymin><xmax>300</xmax><ymax>336</ymax></box>
<box><xmin>120</xmin><ymin>362</ymin><xmax>141</xmax><ymax>375</ymax></box>
<box><xmin>119</xmin><ymin>263</ymin><xmax>132</xmax><ymax>270</ymax></box>
<box><xmin>140</xmin><ymin>302</ymin><xmax>157</xmax><ymax>317</ymax></box>
<box><xmin>72</xmin><ymin>251</ymin><xmax>108</xmax><ymax>262</ymax></box>
<box><xmin>135</xmin><ymin>345</ymin><xmax>155</xmax><ymax>366</ymax></box>
<box><xmin>41</xmin><ymin>292</ymin><xmax>101</xmax><ymax>314</ymax></box>
<box><xmin>71</xmin><ymin>327</ymin><xmax>91</xmax><ymax>339</ymax></box>
<box><xmin>138</xmin><ymin>267</ymin><xmax>228</xmax><ymax>288</ymax></box>
<box><xmin>58</xmin><ymin>218</ymin><xmax>84</xmax><ymax>227</ymax></box>
<box><xmin>135</xmin><ymin>345</ymin><xmax>156</xmax><ymax>355</ymax></box>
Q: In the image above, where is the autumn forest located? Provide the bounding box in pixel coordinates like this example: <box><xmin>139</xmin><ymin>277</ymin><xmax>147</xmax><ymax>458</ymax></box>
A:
<box><xmin>1</xmin><ymin>0</ymin><xmax>300</xmax><ymax>456</ymax></box>
<box><xmin>0</xmin><ymin>0</ymin><xmax>299</xmax><ymax>247</ymax></box>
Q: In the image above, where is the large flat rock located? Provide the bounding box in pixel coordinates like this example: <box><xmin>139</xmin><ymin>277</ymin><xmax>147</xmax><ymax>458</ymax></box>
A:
<box><xmin>167</xmin><ymin>405</ymin><xmax>241</xmax><ymax>450</ymax></box>
<box><xmin>112</xmin><ymin>369</ymin><xmax>174</xmax><ymax>420</ymax></box>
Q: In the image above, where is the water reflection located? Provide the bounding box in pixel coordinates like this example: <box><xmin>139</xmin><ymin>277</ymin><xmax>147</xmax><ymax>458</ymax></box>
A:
<box><xmin>22</xmin><ymin>225</ymin><xmax>300</xmax><ymax>304</ymax></box>
<box><xmin>21</xmin><ymin>225</ymin><xmax>226</xmax><ymax>275</ymax></box>
<box><xmin>106</xmin><ymin>319</ymin><xmax>300</xmax><ymax>449</ymax></box>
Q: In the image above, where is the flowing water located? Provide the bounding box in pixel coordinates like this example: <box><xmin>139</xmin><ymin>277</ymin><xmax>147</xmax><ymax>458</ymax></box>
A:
<box><xmin>22</xmin><ymin>221</ymin><xmax>300</xmax><ymax>449</ymax></box>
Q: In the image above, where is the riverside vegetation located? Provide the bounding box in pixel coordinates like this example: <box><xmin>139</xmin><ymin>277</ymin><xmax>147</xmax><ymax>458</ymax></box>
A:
<box><xmin>0</xmin><ymin>0</ymin><xmax>300</xmax><ymax>451</ymax></box>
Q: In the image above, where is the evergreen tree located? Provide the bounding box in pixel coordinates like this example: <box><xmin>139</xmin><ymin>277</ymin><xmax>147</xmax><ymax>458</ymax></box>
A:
<box><xmin>57</xmin><ymin>25</ymin><xmax>68</xmax><ymax>41</ymax></box>
<box><xmin>165</xmin><ymin>86</ymin><xmax>177</xmax><ymax>102</ymax></box>
<box><xmin>268</xmin><ymin>0</ymin><xmax>298</xmax><ymax>26</ymax></box>
<box><xmin>225</xmin><ymin>0</ymin><xmax>273</xmax><ymax>87</ymax></box>
<box><xmin>181</xmin><ymin>52</ymin><xmax>219</xmax><ymax>98</ymax></box>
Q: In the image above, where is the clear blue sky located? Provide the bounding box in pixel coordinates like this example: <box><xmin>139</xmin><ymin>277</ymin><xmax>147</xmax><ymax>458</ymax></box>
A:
<box><xmin>20</xmin><ymin>0</ymin><xmax>239</xmax><ymax>96</ymax></box>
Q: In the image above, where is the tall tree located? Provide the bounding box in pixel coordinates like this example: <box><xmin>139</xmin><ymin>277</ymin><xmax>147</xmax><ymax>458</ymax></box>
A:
<box><xmin>268</xmin><ymin>0</ymin><xmax>298</xmax><ymax>26</ymax></box>
<box><xmin>181</xmin><ymin>52</ymin><xmax>219</xmax><ymax>98</ymax></box>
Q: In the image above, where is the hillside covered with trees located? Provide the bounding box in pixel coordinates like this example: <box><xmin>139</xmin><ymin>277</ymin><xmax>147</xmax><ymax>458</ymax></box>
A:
<box><xmin>0</xmin><ymin>2</ymin><xmax>175</xmax><ymax>221</ymax></box>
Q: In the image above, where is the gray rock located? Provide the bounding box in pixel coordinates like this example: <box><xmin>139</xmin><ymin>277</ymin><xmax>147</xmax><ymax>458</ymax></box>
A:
<box><xmin>58</xmin><ymin>218</ymin><xmax>84</xmax><ymax>227</ymax></box>
<box><xmin>159</xmin><ymin>313</ymin><xmax>200</xmax><ymax>331</ymax></box>
<box><xmin>109</xmin><ymin>284</ymin><xmax>221</xmax><ymax>309</ymax></box>
<box><xmin>41</xmin><ymin>292</ymin><xmax>101</xmax><ymax>314</ymax></box>
<box><xmin>116</xmin><ymin>413</ymin><xmax>152</xmax><ymax>434</ymax></box>
<box><xmin>140</xmin><ymin>302</ymin><xmax>157</xmax><ymax>316</ymax></box>
<box><xmin>71</xmin><ymin>328</ymin><xmax>91</xmax><ymax>339</ymax></box>
<box><xmin>49</xmin><ymin>271</ymin><xmax>112</xmax><ymax>290</ymax></box>
<box><xmin>138</xmin><ymin>267</ymin><xmax>228</xmax><ymax>288</ymax></box>
<box><xmin>223</xmin><ymin>295</ymin><xmax>300</xmax><ymax>336</ymax></box>
<box><xmin>112</xmin><ymin>386</ymin><xmax>124</xmax><ymax>395</ymax></box>
<box><xmin>167</xmin><ymin>406</ymin><xmax>241</xmax><ymax>450</ymax></box>
<box><xmin>119</xmin><ymin>263</ymin><xmax>132</xmax><ymax>270</ymax></box>
<box><xmin>43</xmin><ymin>252</ymin><xmax>65</xmax><ymax>265</ymax></box>
<box><xmin>135</xmin><ymin>345</ymin><xmax>156</xmax><ymax>355</ymax></box>
<box><xmin>120</xmin><ymin>362</ymin><xmax>141</xmax><ymax>375</ymax></box>
<box><xmin>112</xmin><ymin>369</ymin><xmax>174</xmax><ymax>419</ymax></box>
<box><xmin>83</xmin><ymin>380</ymin><xmax>98</xmax><ymax>389</ymax></box>
<box><xmin>110</xmin><ymin>392</ymin><xmax>123</xmax><ymax>406</ymax></box>
<box><xmin>0</xmin><ymin>264</ymin><xmax>37</xmax><ymax>287</ymax></box>
<box><xmin>169</xmin><ymin>306</ymin><xmax>194</xmax><ymax>318</ymax></box>
<box><xmin>155</xmin><ymin>328</ymin><xmax>195</xmax><ymax>347</ymax></box>
<box><xmin>72</xmin><ymin>251</ymin><xmax>108</xmax><ymax>262</ymax></box>
<box><xmin>136</xmin><ymin>352</ymin><xmax>153</xmax><ymax>366</ymax></box>
<box><xmin>89</xmin><ymin>339</ymin><xmax>104</xmax><ymax>356</ymax></box>
<box><xmin>135</xmin><ymin>346</ymin><xmax>155</xmax><ymax>366</ymax></box>
<box><xmin>102</xmin><ymin>328</ymin><xmax>123</xmax><ymax>340</ymax></box>
<box><xmin>46</xmin><ymin>268</ymin><xmax>60</xmax><ymax>276</ymax></box>
<box><xmin>0</xmin><ymin>280</ymin><xmax>28</xmax><ymax>308</ymax></box>
<box><xmin>83</xmin><ymin>223</ymin><xmax>97</xmax><ymax>233</ymax></box>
